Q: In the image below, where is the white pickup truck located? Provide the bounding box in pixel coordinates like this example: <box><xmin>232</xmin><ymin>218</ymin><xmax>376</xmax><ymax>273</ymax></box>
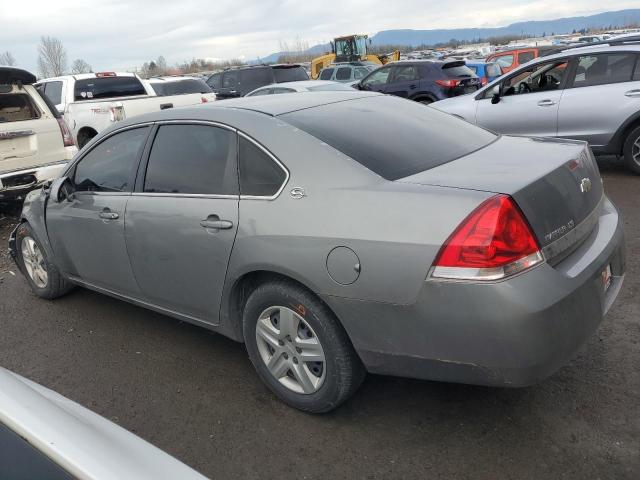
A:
<box><xmin>37</xmin><ymin>72</ymin><xmax>215</xmax><ymax>148</ymax></box>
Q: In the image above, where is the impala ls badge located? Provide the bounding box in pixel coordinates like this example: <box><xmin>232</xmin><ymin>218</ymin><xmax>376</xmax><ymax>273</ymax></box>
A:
<box><xmin>580</xmin><ymin>178</ymin><xmax>592</xmax><ymax>193</ymax></box>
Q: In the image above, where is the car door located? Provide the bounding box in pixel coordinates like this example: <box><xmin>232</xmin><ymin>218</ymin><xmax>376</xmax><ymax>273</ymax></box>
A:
<box><xmin>359</xmin><ymin>65</ymin><xmax>393</xmax><ymax>93</ymax></box>
<box><xmin>125</xmin><ymin>122</ymin><xmax>239</xmax><ymax>322</ymax></box>
<box><xmin>386</xmin><ymin>64</ymin><xmax>420</xmax><ymax>98</ymax></box>
<box><xmin>46</xmin><ymin>125</ymin><xmax>151</xmax><ymax>295</ymax></box>
<box><xmin>557</xmin><ymin>52</ymin><xmax>640</xmax><ymax>148</ymax></box>
<box><xmin>475</xmin><ymin>58</ymin><xmax>569</xmax><ymax>138</ymax></box>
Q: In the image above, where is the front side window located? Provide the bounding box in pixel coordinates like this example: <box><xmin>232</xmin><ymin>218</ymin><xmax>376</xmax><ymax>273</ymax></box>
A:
<box><xmin>495</xmin><ymin>54</ymin><xmax>514</xmax><ymax>70</ymax></box>
<box><xmin>74</xmin><ymin>77</ymin><xmax>146</xmax><ymax>101</ymax></box>
<box><xmin>362</xmin><ymin>67</ymin><xmax>391</xmax><ymax>87</ymax></box>
<box><xmin>144</xmin><ymin>124</ymin><xmax>237</xmax><ymax>195</ymax></box>
<box><xmin>497</xmin><ymin>60</ymin><xmax>568</xmax><ymax>97</ymax></box>
<box><xmin>239</xmin><ymin>136</ymin><xmax>287</xmax><ymax>196</ymax></box>
<box><xmin>392</xmin><ymin>65</ymin><xmax>419</xmax><ymax>82</ymax></box>
<box><xmin>319</xmin><ymin>68</ymin><xmax>334</xmax><ymax>80</ymax></box>
<box><xmin>571</xmin><ymin>53</ymin><xmax>637</xmax><ymax>88</ymax></box>
<box><xmin>354</xmin><ymin>67</ymin><xmax>369</xmax><ymax>79</ymax></box>
<box><xmin>74</xmin><ymin>127</ymin><xmax>149</xmax><ymax>192</ymax></box>
<box><xmin>336</xmin><ymin>67</ymin><xmax>352</xmax><ymax>81</ymax></box>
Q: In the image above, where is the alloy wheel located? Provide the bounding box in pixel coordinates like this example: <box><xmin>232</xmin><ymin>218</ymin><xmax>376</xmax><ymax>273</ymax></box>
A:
<box><xmin>255</xmin><ymin>306</ymin><xmax>326</xmax><ymax>394</ymax></box>
<box><xmin>633</xmin><ymin>136</ymin><xmax>640</xmax><ymax>166</ymax></box>
<box><xmin>21</xmin><ymin>236</ymin><xmax>48</xmax><ymax>289</ymax></box>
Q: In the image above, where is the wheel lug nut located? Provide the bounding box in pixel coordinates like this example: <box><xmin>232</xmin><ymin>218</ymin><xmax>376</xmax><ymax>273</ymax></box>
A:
<box><xmin>278</xmin><ymin>340</ymin><xmax>284</xmax><ymax>346</ymax></box>
<box><xmin>283</xmin><ymin>353</ymin><xmax>289</xmax><ymax>359</ymax></box>
<box><xmin>296</xmin><ymin>347</ymin><xmax>302</xmax><ymax>353</ymax></box>
<box><xmin>293</xmin><ymin>357</ymin><xmax>299</xmax><ymax>364</ymax></box>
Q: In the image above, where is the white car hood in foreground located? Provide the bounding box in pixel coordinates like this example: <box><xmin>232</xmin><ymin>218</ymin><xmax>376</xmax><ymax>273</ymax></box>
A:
<box><xmin>0</xmin><ymin>367</ymin><xmax>208</xmax><ymax>480</ymax></box>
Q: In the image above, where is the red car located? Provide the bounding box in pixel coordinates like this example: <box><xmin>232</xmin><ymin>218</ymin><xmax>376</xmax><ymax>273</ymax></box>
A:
<box><xmin>486</xmin><ymin>46</ymin><xmax>557</xmax><ymax>74</ymax></box>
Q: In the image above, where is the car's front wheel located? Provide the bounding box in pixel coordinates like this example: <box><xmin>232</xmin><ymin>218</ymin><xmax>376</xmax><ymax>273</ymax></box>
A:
<box><xmin>243</xmin><ymin>280</ymin><xmax>364</xmax><ymax>413</ymax></box>
<box><xmin>15</xmin><ymin>223</ymin><xmax>73</xmax><ymax>299</ymax></box>
<box><xmin>623</xmin><ymin>125</ymin><xmax>640</xmax><ymax>174</ymax></box>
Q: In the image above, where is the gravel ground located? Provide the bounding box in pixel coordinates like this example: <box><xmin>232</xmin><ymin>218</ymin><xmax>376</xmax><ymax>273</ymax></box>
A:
<box><xmin>0</xmin><ymin>157</ymin><xmax>638</xmax><ymax>479</ymax></box>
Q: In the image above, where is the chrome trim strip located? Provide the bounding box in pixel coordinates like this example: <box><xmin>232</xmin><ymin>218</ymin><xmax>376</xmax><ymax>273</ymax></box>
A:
<box><xmin>0</xmin><ymin>130</ymin><xmax>35</xmax><ymax>140</ymax></box>
<box><xmin>130</xmin><ymin>192</ymin><xmax>238</xmax><ymax>199</ymax></box>
<box><xmin>237</xmin><ymin>131</ymin><xmax>290</xmax><ymax>201</ymax></box>
<box><xmin>154</xmin><ymin>119</ymin><xmax>236</xmax><ymax>132</ymax></box>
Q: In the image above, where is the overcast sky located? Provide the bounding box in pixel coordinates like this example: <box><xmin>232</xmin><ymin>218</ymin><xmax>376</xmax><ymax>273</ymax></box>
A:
<box><xmin>1</xmin><ymin>1</ymin><xmax>638</xmax><ymax>73</ymax></box>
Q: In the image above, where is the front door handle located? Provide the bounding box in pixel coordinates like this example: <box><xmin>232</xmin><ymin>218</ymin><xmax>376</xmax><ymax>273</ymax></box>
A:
<box><xmin>624</xmin><ymin>89</ymin><xmax>640</xmax><ymax>98</ymax></box>
<box><xmin>537</xmin><ymin>99</ymin><xmax>557</xmax><ymax>107</ymax></box>
<box><xmin>99</xmin><ymin>209</ymin><xmax>119</xmax><ymax>220</ymax></box>
<box><xmin>200</xmin><ymin>215</ymin><xmax>233</xmax><ymax>230</ymax></box>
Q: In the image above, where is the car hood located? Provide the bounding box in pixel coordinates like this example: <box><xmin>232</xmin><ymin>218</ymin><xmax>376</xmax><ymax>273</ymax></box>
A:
<box><xmin>0</xmin><ymin>367</ymin><xmax>208</xmax><ymax>480</ymax></box>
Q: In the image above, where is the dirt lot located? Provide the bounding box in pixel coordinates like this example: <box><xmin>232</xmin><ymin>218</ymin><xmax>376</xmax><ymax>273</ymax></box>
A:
<box><xmin>0</xmin><ymin>158</ymin><xmax>638</xmax><ymax>479</ymax></box>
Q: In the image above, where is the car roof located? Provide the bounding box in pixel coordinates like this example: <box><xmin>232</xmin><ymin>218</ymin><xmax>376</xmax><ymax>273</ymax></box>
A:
<box><xmin>0</xmin><ymin>67</ymin><xmax>36</xmax><ymax>85</ymax></box>
<box><xmin>525</xmin><ymin>43</ymin><xmax>640</xmax><ymax>64</ymax></box>
<box><xmin>148</xmin><ymin>76</ymin><xmax>203</xmax><ymax>83</ymax></box>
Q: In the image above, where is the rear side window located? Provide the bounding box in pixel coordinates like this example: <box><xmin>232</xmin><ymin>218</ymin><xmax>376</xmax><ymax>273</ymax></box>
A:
<box><xmin>207</xmin><ymin>73</ymin><xmax>221</xmax><ymax>89</ymax></box>
<box><xmin>74</xmin><ymin>77</ymin><xmax>146</xmax><ymax>101</ymax></box>
<box><xmin>281</xmin><ymin>95</ymin><xmax>496</xmax><ymax>180</ymax></box>
<box><xmin>239</xmin><ymin>136</ymin><xmax>287</xmax><ymax>196</ymax></box>
<box><xmin>273</xmin><ymin>67</ymin><xmax>308</xmax><ymax>83</ymax></box>
<box><xmin>222</xmin><ymin>71</ymin><xmax>238</xmax><ymax>88</ymax></box>
<box><xmin>518</xmin><ymin>51</ymin><xmax>535</xmax><ymax>64</ymax></box>
<box><xmin>151</xmin><ymin>79</ymin><xmax>212</xmax><ymax>96</ymax></box>
<box><xmin>336</xmin><ymin>67</ymin><xmax>352</xmax><ymax>80</ymax></box>
<box><xmin>144</xmin><ymin>124</ymin><xmax>237</xmax><ymax>195</ymax></box>
<box><xmin>393</xmin><ymin>65</ymin><xmax>419</xmax><ymax>82</ymax></box>
<box><xmin>74</xmin><ymin>127</ymin><xmax>149</xmax><ymax>192</ymax></box>
<box><xmin>239</xmin><ymin>68</ymin><xmax>274</xmax><ymax>93</ymax></box>
<box><xmin>0</xmin><ymin>94</ymin><xmax>40</xmax><ymax>122</ymax></box>
<box><xmin>571</xmin><ymin>53</ymin><xmax>637</xmax><ymax>88</ymax></box>
<box><xmin>494</xmin><ymin>54</ymin><xmax>514</xmax><ymax>69</ymax></box>
<box><xmin>43</xmin><ymin>81</ymin><xmax>63</xmax><ymax>105</ymax></box>
<box><xmin>319</xmin><ymin>68</ymin><xmax>334</xmax><ymax>80</ymax></box>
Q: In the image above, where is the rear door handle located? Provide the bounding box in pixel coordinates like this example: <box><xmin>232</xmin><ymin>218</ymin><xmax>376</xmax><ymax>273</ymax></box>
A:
<box><xmin>99</xmin><ymin>208</ymin><xmax>119</xmax><ymax>220</ymax></box>
<box><xmin>200</xmin><ymin>215</ymin><xmax>233</xmax><ymax>230</ymax></box>
<box><xmin>160</xmin><ymin>103</ymin><xmax>173</xmax><ymax>110</ymax></box>
<box><xmin>625</xmin><ymin>89</ymin><xmax>640</xmax><ymax>98</ymax></box>
<box><xmin>537</xmin><ymin>99</ymin><xmax>557</xmax><ymax>107</ymax></box>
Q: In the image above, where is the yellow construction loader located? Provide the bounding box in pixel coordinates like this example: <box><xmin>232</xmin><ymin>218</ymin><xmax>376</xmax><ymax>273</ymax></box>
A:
<box><xmin>310</xmin><ymin>34</ymin><xmax>400</xmax><ymax>79</ymax></box>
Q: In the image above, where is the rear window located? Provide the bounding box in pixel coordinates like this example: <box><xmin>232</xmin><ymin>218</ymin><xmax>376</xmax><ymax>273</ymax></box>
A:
<box><xmin>74</xmin><ymin>76</ymin><xmax>146</xmax><ymax>101</ymax></box>
<box><xmin>0</xmin><ymin>93</ymin><xmax>40</xmax><ymax>122</ymax></box>
<box><xmin>442</xmin><ymin>63</ymin><xmax>475</xmax><ymax>78</ymax></box>
<box><xmin>239</xmin><ymin>68</ymin><xmax>273</xmax><ymax>93</ymax></box>
<box><xmin>151</xmin><ymin>79</ymin><xmax>212</xmax><ymax>96</ymax></box>
<box><xmin>281</xmin><ymin>95</ymin><xmax>496</xmax><ymax>180</ymax></box>
<box><xmin>273</xmin><ymin>66</ymin><xmax>309</xmax><ymax>83</ymax></box>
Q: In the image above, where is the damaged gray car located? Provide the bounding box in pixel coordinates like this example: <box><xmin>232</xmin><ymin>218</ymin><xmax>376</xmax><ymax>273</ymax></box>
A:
<box><xmin>10</xmin><ymin>91</ymin><xmax>625</xmax><ymax>412</ymax></box>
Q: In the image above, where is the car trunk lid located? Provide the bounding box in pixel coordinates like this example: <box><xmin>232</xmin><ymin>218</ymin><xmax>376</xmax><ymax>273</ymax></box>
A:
<box><xmin>398</xmin><ymin>135</ymin><xmax>603</xmax><ymax>261</ymax></box>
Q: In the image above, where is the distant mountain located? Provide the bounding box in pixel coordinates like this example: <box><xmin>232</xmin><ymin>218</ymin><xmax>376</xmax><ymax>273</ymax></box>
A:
<box><xmin>252</xmin><ymin>9</ymin><xmax>640</xmax><ymax>64</ymax></box>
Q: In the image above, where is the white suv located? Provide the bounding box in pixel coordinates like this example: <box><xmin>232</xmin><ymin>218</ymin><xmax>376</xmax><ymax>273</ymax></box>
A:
<box><xmin>1</xmin><ymin>67</ymin><xmax>76</xmax><ymax>201</ymax></box>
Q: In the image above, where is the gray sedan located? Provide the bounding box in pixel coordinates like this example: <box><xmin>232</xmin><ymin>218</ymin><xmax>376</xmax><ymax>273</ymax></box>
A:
<box><xmin>9</xmin><ymin>91</ymin><xmax>625</xmax><ymax>412</ymax></box>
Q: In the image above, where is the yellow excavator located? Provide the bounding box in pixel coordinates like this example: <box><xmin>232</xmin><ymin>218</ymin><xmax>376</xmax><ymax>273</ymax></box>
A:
<box><xmin>310</xmin><ymin>34</ymin><xmax>400</xmax><ymax>79</ymax></box>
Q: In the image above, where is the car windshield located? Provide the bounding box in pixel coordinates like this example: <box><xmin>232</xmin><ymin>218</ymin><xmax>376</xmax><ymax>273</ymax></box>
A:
<box><xmin>151</xmin><ymin>79</ymin><xmax>212</xmax><ymax>96</ymax></box>
<box><xmin>273</xmin><ymin>67</ymin><xmax>308</xmax><ymax>83</ymax></box>
<box><xmin>74</xmin><ymin>76</ymin><xmax>146</xmax><ymax>101</ymax></box>
<box><xmin>281</xmin><ymin>95</ymin><xmax>496</xmax><ymax>180</ymax></box>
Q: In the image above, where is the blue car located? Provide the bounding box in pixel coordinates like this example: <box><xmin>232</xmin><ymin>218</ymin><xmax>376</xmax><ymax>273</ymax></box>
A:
<box><xmin>356</xmin><ymin>60</ymin><xmax>480</xmax><ymax>105</ymax></box>
<box><xmin>465</xmin><ymin>61</ymin><xmax>502</xmax><ymax>87</ymax></box>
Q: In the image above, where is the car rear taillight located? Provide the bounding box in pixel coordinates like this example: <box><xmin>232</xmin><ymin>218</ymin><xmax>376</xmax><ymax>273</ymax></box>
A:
<box><xmin>56</xmin><ymin>118</ymin><xmax>75</xmax><ymax>147</ymax></box>
<box><xmin>431</xmin><ymin>195</ymin><xmax>543</xmax><ymax>281</ymax></box>
<box><xmin>435</xmin><ymin>79</ymin><xmax>461</xmax><ymax>88</ymax></box>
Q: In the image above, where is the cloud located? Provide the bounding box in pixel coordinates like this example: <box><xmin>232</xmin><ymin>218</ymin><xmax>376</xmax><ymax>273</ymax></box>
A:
<box><xmin>1</xmin><ymin>0</ymin><xmax>638</xmax><ymax>73</ymax></box>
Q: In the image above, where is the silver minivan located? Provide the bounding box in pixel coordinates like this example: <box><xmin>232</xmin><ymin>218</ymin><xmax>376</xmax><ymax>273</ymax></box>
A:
<box><xmin>433</xmin><ymin>41</ymin><xmax>640</xmax><ymax>172</ymax></box>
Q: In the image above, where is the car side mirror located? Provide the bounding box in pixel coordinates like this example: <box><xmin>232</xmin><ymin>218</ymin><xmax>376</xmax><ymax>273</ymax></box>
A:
<box><xmin>50</xmin><ymin>176</ymin><xmax>74</xmax><ymax>203</ymax></box>
<box><xmin>491</xmin><ymin>85</ymin><xmax>501</xmax><ymax>104</ymax></box>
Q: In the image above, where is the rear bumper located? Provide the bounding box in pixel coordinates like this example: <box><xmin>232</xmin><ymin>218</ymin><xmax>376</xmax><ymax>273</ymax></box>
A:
<box><xmin>323</xmin><ymin>196</ymin><xmax>626</xmax><ymax>387</ymax></box>
<box><xmin>0</xmin><ymin>160</ymin><xmax>69</xmax><ymax>200</ymax></box>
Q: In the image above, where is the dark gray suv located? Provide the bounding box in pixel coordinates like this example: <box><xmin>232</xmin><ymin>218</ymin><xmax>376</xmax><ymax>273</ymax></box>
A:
<box><xmin>206</xmin><ymin>64</ymin><xmax>309</xmax><ymax>99</ymax></box>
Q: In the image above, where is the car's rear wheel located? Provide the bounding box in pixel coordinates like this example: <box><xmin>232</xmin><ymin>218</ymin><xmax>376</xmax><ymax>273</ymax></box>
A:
<box><xmin>623</xmin><ymin>125</ymin><xmax>640</xmax><ymax>174</ymax></box>
<box><xmin>15</xmin><ymin>223</ymin><xmax>73</xmax><ymax>299</ymax></box>
<box><xmin>242</xmin><ymin>280</ymin><xmax>364</xmax><ymax>413</ymax></box>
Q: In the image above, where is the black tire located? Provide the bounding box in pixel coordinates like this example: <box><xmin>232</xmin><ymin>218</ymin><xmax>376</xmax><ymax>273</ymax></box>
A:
<box><xmin>77</xmin><ymin>130</ymin><xmax>96</xmax><ymax>149</ymax></box>
<box><xmin>623</xmin><ymin>125</ymin><xmax>640</xmax><ymax>174</ymax></box>
<box><xmin>243</xmin><ymin>280</ymin><xmax>365</xmax><ymax>413</ymax></box>
<box><xmin>15</xmin><ymin>223</ymin><xmax>73</xmax><ymax>300</ymax></box>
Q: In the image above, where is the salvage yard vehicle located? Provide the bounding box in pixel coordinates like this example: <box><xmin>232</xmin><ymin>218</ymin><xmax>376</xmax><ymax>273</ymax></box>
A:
<box><xmin>0</xmin><ymin>367</ymin><xmax>208</xmax><ymax>479</ymax></box>
<box><xmin>245</xmin><ymin>80</ymin><xmax>355</xmax><ymax>96</ymax></box>
<box><xmin>318</xmin><ymin>62</ymin><xmax>376</xmax><ymax>83</ymax></box>
<box><xmin>465</xmin><ymin>60</ymin><xmax>503</xmax><ymax>86</ymax></box>
<box><xmin>206</xmin><ymin>64</ymin><xmax>309</xmax><ymax>99</ymax></box>
<box><xmin>433</xmin><ymin>41</ymin><xmax>640</xmax><ymax>173</ymax></box>
<box><xmin>486</xmin><ymin>46</ymin><xmax>558</xmax><ymax>73</ymax></box>
<box><xmin>37</xmin><ymin>72</ymin><xmax>212</xmax><ymax>148</ymax></box>
<box><xmin>356</xmin><ymin>59</ymin><xmax>480</xmax><ymax>104</ymax></box>
<box><xmin>0</xmin><ymin>67</ymin><xmax>76</xmax><ymax>201</ymax></box>
<box><xmin>147</xmin><ymin>76</ymin><xmax>216</xmax><ymax>102</ymax></box>
<box><xmin>10</xmin><ymin>91</ymin><xmax>625</xmax><ymax>413</ymax></box>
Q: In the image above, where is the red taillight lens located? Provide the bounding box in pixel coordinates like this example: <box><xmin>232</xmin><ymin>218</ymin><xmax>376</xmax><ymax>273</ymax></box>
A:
<box><xmin>435</xmin><ymin>79</ymin><xmax>461</xmax><ymax>88</ymax></box>
<box><xmin>431</xmin><ymin>195</ymin><xmax>542</xmax><ymax>280</ymax></box>
<box><xmin>201</xmin><ymin>96</ymin><xmax>208</xmax><ymax>103</ymax></box>
<box><xmin>481</xmin><ymin>77</ymin><xmax>489</xmax><ymax>86</ymax></box>
<box><xmin>56</xmin><ymin>118</ymin><xmax>75</xmax><ymax>147</ymax></box>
